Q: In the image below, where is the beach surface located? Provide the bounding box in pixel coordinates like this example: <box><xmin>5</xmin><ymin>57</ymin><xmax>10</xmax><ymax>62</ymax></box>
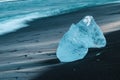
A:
<box><xmin>0</xmin><ymin>3</ymin><xmax>120</xmax><ymax>80</ymax></box>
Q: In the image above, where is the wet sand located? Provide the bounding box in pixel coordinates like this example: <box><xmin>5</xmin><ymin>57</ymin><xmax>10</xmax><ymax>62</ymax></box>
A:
<box><xmin>0</xmin><ymin>3</ymin><xmax>120</xmax><ymax>80</ymax></box>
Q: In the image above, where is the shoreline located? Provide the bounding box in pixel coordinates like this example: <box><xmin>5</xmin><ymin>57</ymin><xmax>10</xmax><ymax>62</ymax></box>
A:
<box><xmin>0</xmin><ymin>3</ymin><xmax>120</xmax><ymax>38</ymax></box>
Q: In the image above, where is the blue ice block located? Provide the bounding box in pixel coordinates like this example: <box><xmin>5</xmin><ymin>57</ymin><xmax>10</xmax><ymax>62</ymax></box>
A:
<box><xmin>57</xmin><ymin>16</ymin><xmax>106</xmax><ymax>62</ymax></box>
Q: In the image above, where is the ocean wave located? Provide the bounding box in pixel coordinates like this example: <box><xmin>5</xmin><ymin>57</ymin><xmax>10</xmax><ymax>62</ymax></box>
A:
<box><xmin>0</xmin><ymin>13</ymin><xmax>41</xmax><ymax>35</ymax></box>
<box><xmin>0</xmin><ymin>0</ymin><xmax>120</xmax><ymax>35</ymax></box>
<box><xmin>0</xmin><ymin>3</ymin><xmax>87</xmax><ymax>35</ymax></box>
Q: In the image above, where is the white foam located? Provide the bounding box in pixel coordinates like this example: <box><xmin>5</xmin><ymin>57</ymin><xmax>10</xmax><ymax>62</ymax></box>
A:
<box><xmin>0</xmin><ymin>0</ymin><xmax>17</xmax><ymax>2</ymax></box>
<box><xmin>0</xmin><ymin>12</ymin><xmax>49</xmax><ymax>35</ymax></box>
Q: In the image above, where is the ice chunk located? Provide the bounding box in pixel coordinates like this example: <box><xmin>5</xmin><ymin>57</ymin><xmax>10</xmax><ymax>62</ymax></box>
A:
<box><xmin>57</xmin><ymin>16</ymin><xmax>106</xmax><ymax>62</ymax></box>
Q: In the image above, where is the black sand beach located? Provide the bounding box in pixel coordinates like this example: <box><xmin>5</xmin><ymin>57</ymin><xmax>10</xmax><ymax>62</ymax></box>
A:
<box><xmin>0</xmin><ymin>3</ymin><xmax>120</xmax><ymax>80</ymax></box>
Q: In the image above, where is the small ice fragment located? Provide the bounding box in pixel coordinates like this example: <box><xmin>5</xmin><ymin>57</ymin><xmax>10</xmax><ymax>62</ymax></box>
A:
<box><xmin>57</xmin><ymin>16</ymin><xmax>106</xmax><ymax>62</ymax></box>
<box><xmin>96</xmin><ymin>52</ymin><xmax>101</xmax><ymax>56</ymax></box>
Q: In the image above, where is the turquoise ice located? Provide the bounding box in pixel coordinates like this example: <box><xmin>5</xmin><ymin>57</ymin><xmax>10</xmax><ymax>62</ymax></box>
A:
<box><xmin>57</xmin><ymin>16</ymin><xmax>106</xmax><ymax>62</ymax></box>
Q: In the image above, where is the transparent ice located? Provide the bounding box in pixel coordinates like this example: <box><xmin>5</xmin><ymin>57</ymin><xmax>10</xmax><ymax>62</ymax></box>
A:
<box><xmin>57</xmin><ymin>16</ymin><xmax>106</xmax><ymax>62</ymax></box>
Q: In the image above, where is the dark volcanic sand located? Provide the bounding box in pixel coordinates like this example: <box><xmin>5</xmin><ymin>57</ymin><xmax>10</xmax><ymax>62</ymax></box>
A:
<box><xmin>0</xmin><ymin>3</ymin><xmax>120</xmax><ymax>80</ymax></box>
<box><xmin>33</xmin><ymin>30</ymin><xmax>120</xmax><ymax>80</ymax></box>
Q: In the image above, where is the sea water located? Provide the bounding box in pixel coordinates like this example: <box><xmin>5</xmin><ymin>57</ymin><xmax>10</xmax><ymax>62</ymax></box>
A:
<box><xmin>0</xmin><ymin>0</ymin><xmax>119</xmax><ymax>35</ymax></box>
